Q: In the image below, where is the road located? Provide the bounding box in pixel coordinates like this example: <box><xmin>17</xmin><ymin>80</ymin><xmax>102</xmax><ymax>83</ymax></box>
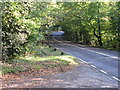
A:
<box><xmin>49</xmin><ymin>36</ymin><xmax>120</xmax><ymax>81</ymax></box>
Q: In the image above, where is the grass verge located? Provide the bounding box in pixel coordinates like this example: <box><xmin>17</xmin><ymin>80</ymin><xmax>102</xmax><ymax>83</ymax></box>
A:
<box><xmin>1</xmin><ymin>44</ymin><xmax>80</xmax><ymax>75</ymax></box>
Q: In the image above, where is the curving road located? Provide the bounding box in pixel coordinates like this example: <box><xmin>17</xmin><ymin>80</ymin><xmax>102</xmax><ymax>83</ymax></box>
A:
<box><xmin>49</xmin><ymin>36</ymin><xmax>120</xmax><ymax>81</ymax></box>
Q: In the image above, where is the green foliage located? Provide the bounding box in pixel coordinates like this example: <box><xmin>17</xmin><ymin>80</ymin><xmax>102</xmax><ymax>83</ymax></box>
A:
<box><xmin>2</xmin><ymin>45</ymin><xmax>79</xmax><ymax>75</ymax></box>
<box><xmin>59</xmin><ymin>2</ymin><xmax>119</xmax><ymax>50</ymax></box>
<box><xmin>2</xmin><ymin>2</ymin><xmax>46</xmax><ymax>62</ymax></box>
<box><xmin>2</xmin><ymin>2</ymin><xmax>119</xmax><ymax>63</ymax></box>
<box><xmin>33</xmin><ymin>66</ymin><xmax>41</xmax><ymax>70</ymax></box>
<box><xmin>2</xmin><ymin>2</ymin><xmax>28</xmax><ymax>62</ymax></box>
<box><xmin>2</xmin><ymin>65</ymin><xmax>23</xmax><ymax>75</ymax></box>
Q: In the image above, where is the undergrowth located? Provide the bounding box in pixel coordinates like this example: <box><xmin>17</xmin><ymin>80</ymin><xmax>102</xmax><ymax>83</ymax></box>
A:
<box><xmin>1</xmin><ymin>44</ymin><xmax>79</xmax><ymax>75</ymax></box>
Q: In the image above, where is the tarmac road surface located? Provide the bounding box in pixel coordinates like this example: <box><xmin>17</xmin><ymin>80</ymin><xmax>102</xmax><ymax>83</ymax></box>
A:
<box><xmin>49</xmin><ymin>36</ymin><xmax>120</xmax><ymax>81</ymax></box>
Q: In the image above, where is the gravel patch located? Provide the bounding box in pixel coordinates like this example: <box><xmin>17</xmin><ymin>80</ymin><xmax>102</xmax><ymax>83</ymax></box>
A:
<box><xmin>1</xmin><ymin>61</ymin><xmax>118</xmax><ymax>88</ymax></box>
<box><xmin>39</xmin><ymin>62</ymin><xmax>118</xmax><ymax>88</ymax></box>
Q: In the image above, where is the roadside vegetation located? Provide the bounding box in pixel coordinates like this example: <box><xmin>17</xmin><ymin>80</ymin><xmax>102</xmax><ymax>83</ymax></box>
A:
<box><xmin>1</xmin><ymin>43</ymin><xmax>79</xmax><ymax>75</ymax></box>
<box><xmin>1</xmin><ymin>1</ymin><xmax>119</xmax><ymax>76</ymax></box>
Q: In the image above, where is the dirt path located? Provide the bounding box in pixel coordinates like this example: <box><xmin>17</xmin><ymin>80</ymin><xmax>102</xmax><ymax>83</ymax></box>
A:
<box><xmin>1</xmin><ymin>61</ymin><xmax>118</xmax><ymax>88</ymax></box>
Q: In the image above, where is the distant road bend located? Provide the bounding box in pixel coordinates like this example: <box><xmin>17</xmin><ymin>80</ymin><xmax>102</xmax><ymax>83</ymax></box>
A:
<box><xmin>50</xmin><ymin>36</ymin><xmax>120</xmax><ymax>81</ymax></box>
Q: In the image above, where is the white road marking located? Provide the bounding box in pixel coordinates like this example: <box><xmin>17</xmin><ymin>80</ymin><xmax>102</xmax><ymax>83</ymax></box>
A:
<box><xmin>100</xmin><ymin>70</ymin><xmax>108</xmax><ymax>74</ymax></box>
<box><xmin>73</xmin><ymin>56</ymin><xmax>88</xmax><ymax>64</ymax></box>
<box><xmin>69</xmin><ymin>45</ymin><xmax>119</xmax><ymax>60</ymax></box>
<box><xmin>91</xmin><ymin>65</ymin><xmax>97</xmax><ymax>68</ymax></box>
<box><xmin>112</xmin><ymin>76</ymin><xmax>120</xmax><ymax>81</ymax></box>
<box><xmin>52</xmin><ymin>37</ymin><xmax>119</xmax><ymax>81</ymax></box>
<box><xmin>50</xmin><ymin>43</ymin><xmax>88</xmax><ymax>64</ymax></box>
<box><xmin>53</xmin><ymin>37</ymin><xmax>119</xmax><ymax>60</ymax></box>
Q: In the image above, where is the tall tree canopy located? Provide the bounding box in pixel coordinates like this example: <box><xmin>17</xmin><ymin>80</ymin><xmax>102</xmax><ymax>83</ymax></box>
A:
<box><xmin>1</xmin><ymin>1</ymin><xmax>120</xmax><ymax>62</ymax></box>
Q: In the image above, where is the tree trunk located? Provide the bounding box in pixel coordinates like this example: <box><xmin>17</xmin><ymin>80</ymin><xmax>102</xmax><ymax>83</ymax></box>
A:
<box><xmin>97</xmin><ymin>19</ymin><xmax>102</xmax><ymax>47</ymax></box>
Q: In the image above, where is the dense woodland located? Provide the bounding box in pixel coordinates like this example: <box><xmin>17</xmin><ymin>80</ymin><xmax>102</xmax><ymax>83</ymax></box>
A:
<box><xmin>1</xmin><ymin>2</ymin><xmax>120</xmax><ymax>63</ymax></box>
